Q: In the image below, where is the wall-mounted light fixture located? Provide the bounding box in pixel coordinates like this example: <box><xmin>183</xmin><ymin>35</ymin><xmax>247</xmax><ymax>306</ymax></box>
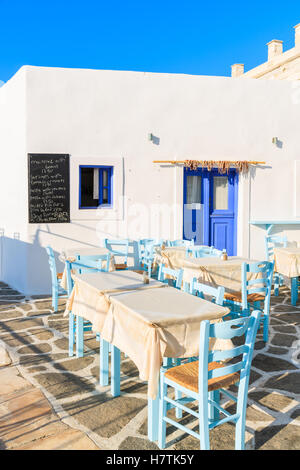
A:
<box><xmin>148</xmin><ymin>133</ymin><xmax>153</xmax><ymax>142</ymax></box>
<box><xmin>272</xmin><ymin>137</ymin><xmax>279</xmax><ymax>145</ymax></box>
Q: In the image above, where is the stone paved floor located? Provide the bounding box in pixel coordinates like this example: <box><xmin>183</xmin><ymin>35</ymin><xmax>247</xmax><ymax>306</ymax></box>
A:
<box><xmin>0</xmin><ymin>282</ymin><xmax>299</xmax><ymax>450</ymax></box>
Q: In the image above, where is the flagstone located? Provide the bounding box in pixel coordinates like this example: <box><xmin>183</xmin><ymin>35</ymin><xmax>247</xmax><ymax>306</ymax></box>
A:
<box><xmin>1</xmin><ymin>414</ymin><xmax>69</xmax><ymax>449</ymax></box>
<box><xmin>249</xmin><ymin>391</ymin><xmax>294</xmax><ymax>413</ymax></box>
<box><xmin>62</xmin><ymin>394</ymin><xmax>146</xmax><ymax>438</ymax></box>
<box><xmin>0</xmin><ymin>310</ymin><xmax>24</xmax><ymax>320</ymax></box>
<box><xmin>264</xmin><ymin>372</ymin><xmax>300</xmax><ymax>395</ymax></box>
<box><xmin>17</xmin><ymin>343</ymin><xmax>52</xmax><ymax>355</ymax></box>
<box><xmin>53</xmin><ymin>356</ymin><xmax>94</xmax><ymax>372</ymax></box>
<box><xmin>15</xmin><ymin>427</ymin><xmax>99</xmax><ymax>450</ymax></box>
<box><xmin>119</xmin><ymin>436</ymin><xmax>159</xmax><ymax>450</ymax></box>
<box><xmin>28</xmin><ymin>328</ymin><xmax>54</xmax><ymax>340</ymax></box>
<box><xmin>271</xmin><ymin>333</ymin><xmax>298</xmax><ymax>348</ymax></box>
<box><xmin>252</xmin><ymin>354</ymin><xmax>297</xmax><ymax>373</ymax></box>
<box><xmin>255</xmin><ymin>424</ymin><xmax>300</xmax><ymax>450</ymax></box>
<box><xmin>0</xmin><ymin>388</ymin><xmax>52</xmax><ymax>428</ymax></box>
<box><xmin>0</xmin><ymin>366</ymin><xmax>32</xmax><ymax>397</ymax></box>
<box><xmin>0</xmin><ymin>317</ymin><xmax>44</xmax><ymax>333</ymax></box>
<box><xmin>35</xmin><ymin>372</ymin><xmax>95</xmax><ymax>399</ymax></box>
<box><xmin>0</xmin><ymin>332</ymin><xmax>34</xmax><ymax>347</ymax></box>
<box><xmin>19</xmin><ymin>353</ymin><xmax>69</xmax><ymax>368</ymax></box>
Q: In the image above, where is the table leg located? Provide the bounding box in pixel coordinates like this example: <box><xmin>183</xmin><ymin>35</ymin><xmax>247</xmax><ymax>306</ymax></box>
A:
<box><xmin>100</xmin><ymin>338</ymin><xmax>109</xmax><ymax>386</ymax></box>
<box><xmin>111</xmin><ymin>345</ymin><xmax>121</xmax><ymax>397</ymax></box>
<box><xmin>76</xmin><ymin>315</ymin><xmax>84</xmax><ymax>358</ymax></box>
<box><xmin>68</xmin><ymin>313</ymin><xmax>74</xmax><ymax>357</ymax></box>
<box><xmin>148</xmin><ymin>385</ymin><xmax>160</xmax><ymax>442</ymax></box>
<box><xmin>291</xmin><ymin>277</ymin><xmax>298</xmax><ymax>306</ymax></box>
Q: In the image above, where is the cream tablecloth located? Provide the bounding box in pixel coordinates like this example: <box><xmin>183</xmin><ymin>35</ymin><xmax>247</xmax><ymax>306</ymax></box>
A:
<box><xmin>159</xmin><ymin>255</ymin><xmax>260</xmax><ymax>295</ymax></box>
<box><xmin>274</xmin><ymin>247</ymin><xmax>300</xmax><ymax>278</ymax></box>
<box><xmin>59</xmin><ymin>247</ymin><xmax>115</xmax><ymax>290</ymax></box>
<box><xmin>154</xmin><ymin>246</ymin><xmax>210</xmax><ymax>269</ymax></box>
<box><xmin>64</xmin><ymin>270</ymin><xmax>230</xmax><ymax>398</ymax></box>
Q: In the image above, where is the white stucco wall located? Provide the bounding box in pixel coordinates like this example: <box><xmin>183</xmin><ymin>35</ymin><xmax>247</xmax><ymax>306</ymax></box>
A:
<box><xmin>1</xmin><ymin>65</ymin><xmax>300</xmax><ymax>294</ymax></box>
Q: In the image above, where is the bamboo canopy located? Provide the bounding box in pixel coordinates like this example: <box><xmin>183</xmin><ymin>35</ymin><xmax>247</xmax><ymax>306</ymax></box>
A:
<box><xmin>153</xmin><ymin>160</ymin><xmax>266</xmax><ymax>174</ymax></box>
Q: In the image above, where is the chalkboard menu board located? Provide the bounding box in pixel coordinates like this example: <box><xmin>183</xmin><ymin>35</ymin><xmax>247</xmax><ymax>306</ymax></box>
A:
<box><xmin>28</xmin><ymin>154</ymin><xmax>70</xmax><ymax>223</ymax></box>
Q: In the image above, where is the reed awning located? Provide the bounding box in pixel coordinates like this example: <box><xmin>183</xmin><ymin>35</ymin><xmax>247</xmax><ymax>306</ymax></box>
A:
<box><xmin>153</xmin><ymin>160</ymin><xmax>266</xmax><ymax>174</ymax></box>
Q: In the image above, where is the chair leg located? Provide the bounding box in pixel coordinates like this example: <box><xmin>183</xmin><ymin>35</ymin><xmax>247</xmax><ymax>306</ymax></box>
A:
<box><xmin>199</xmin><ymin>396</ymin><xmax>210</xmax><ymax>450</ymax></box>
<box><xmin>274</xmin><ymin>273</ymin><xmax>279</xmax><ymax>296</ymax></box>
<box><xmin>235</xmin><ymin>389</ymin><xmax>248</xmax><ymax>450</ymax></box>
<box><xmin>76</xmin><ymin>315</ymin><xmax>84</xmax><ymax>358</ymax></box>
<box><xmin>111</xmin><ymin>345</ymin><xmax>121</xmax><ymax>397</ymax></box>
<box><xmin>291</xmin><ymin>277</ymin><xmax>298</xmax><ymax>306</ymax></box>
<box><xmin>158</xmin><ymin>376</ymin><xmax>167</xmax><ymax>449</ymax></box>
<box><xmin>68</xmin><ymin>313</ymin><xmax>75</xmax><ymax>357</ymax></box>
<box><xmin>208</xmin><ymin>390</ymin><xmax>220</xmax><ymax>423</ymax></box>
<box><xmin>148</xmin><ymin>382</ymin><xmax>160</xmax><ymax>443</ymax></box>
<box><xmin>172</xmin><ymin>358</ymin><xmax>182</xmax><ymax>418</ymax></box>
<box><xmin>263</xmin><ymin>313</ymin><xmax>269</xmax><ymax>342</ymax></box>
<box><xmin>100</xmin><ymin>338</ymin><xmax>109</xmax><ymax>386</ymax></box>
<box><xmin>52</xmin><ymin>288</ymin><xmax>58</xmax><ymax>312</ymax></box>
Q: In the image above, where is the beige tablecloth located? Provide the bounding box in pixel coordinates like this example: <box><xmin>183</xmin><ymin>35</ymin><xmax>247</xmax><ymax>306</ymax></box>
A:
<box><xmin>274</xmin><ymin>247</ymin><xmax>300</xmax><ymax>278</ymax></box>
<box><xmin>154</xmin><ymin>246</ymin><xmax>210</xmax><ymax>270</ymax></box>
<box><xmin>160</xmin><ymin>255</ymin><xmax>260</xmax><ymax>295</ymax></box>
<box><xmin>59</xmin><ymin>247</ymin><xmax>115</xmax><ymax>290</ymax></box>
<box><xmin>64</xmin><ymin>270</ymin><xmax>230</xmax><ymax>398</ymax></box>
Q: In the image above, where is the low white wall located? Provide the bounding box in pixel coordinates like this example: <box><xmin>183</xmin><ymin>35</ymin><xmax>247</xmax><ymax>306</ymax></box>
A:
<box><xmin>1</xmin><ymin>66</ymin><xmax>300</xmax><ymax>294</ymax></box>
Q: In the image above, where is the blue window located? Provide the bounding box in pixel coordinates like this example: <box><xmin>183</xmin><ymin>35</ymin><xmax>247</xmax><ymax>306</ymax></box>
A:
<box><xmin>79</xmin><ymin>165</ymin><xmax>113</xmax><ymax>209</ymax></box>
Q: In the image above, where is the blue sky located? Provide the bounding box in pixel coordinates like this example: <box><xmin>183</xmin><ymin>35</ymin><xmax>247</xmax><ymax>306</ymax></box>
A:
<box><xmin>1</xmin><ymin>0</ymin><xmax>300</xmax><ymax>84</ymax></box>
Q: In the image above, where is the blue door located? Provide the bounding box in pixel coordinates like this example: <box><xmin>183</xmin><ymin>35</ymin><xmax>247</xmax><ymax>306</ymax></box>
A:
<box><xmin>183</xmin><ymin>168</ymin><xmax>238</xmax><ymax>255</ymax></box>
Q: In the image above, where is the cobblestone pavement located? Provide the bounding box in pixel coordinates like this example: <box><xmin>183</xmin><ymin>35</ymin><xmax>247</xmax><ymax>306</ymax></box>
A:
<box><xmin>0</xmin><ymin>282</ymin><xmax>299</xmax><ymax>450</ymax></box>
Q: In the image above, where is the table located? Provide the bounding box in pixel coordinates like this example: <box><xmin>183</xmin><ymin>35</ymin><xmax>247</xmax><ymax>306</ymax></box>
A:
<box><xmin>274</xmin><ymin>247</ymin><xmax>300</xmax><ymax>305</ymax></box>
<box><xmin>59</xmin><ymin>247</ymin><xmax>115</xmax><ymax>290</ymax></box>
<box><xmin>65</xmin><ymin>270</ymin><xmax>230</xmax><ymax>441</ymax></box>
<box><xmin>157</xmin><ymin>254</ymin><xmax>259</xmax><ymax>295</ymax></box>
<box><xmin>154</xmin><ymin>246</ymin><xmax>209</xmax><ymax>270</ymax></box>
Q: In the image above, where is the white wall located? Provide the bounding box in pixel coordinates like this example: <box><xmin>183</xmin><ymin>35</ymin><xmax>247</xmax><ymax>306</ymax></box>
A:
<box><xmin>0</xmin><ymin>68</ymin><xmax>29</xmax><ymax>292</ymax></box>
<box><xmin>1</xmin><ymin>65</ymin><xmax>300</xmax><ymax>294</ymax></box>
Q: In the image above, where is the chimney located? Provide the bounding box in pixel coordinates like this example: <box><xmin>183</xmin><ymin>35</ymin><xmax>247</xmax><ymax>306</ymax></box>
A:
<box><xmin>231</xmin><ymin>64</ymin><xmax>244</xmax><ymax>77</ymax></box>
<box><xmin>267</xmin><ymin>40</ymin><xmax>283</xmax><ymax>60</ymax></box>
<box><xmin>294</xmin><ymin>23</ymin><xmax>300</xmax><ymax>47</ymax></box>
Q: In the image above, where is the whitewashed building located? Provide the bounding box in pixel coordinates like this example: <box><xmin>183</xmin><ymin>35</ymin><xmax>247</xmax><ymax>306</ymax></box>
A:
<box><xmin>1</xmin><ymin>64</ymin><xmax>300</xmax><ymax>294</ymax></box>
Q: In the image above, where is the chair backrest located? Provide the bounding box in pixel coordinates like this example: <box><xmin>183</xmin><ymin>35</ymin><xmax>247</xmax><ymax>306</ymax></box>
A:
<box><xmin>186</xmin><ymin>246</ymin><xmax>215</xmax><ymax>258</ymax></box>
<box><xmin>198</xmin><ymin>311</ymin><xmax>261</xmax><ymax>407</ymax></box>
<box><xmin>75</xmin><ymin>253</ymin><xmax>111</xmax><ymax>273</ymax></box>
<box><xmin>157</xmin><ymin>263</ymin><xmax>183</xmax><ymax>289</ymax></box>
<box><xmin>264</xmin><ymin>235</ymin><xmax>287</xmax><ymax>261</ymax></box>
<box><xmin>138</xmin><ymin>239</ymin><xmax>156</xmax><ymax>263</ymax></box>
<box><xmin>168</xmin><ymin>239</ymin><xmax>194</xmax><ymax>248</ymax></box>
<box><xmin>241</xmin><ymin>260</ymin><xmax>274</xmax><ymax>310</ymax></box>
<box><xmin>190</xmin><ymin>278</ymin><xmax>225</xmax><ymax>306</ymax></box>
<box><xmin>65</xmin><ymin>256</ymin><xmax>110</xmax><ymax>295</ymax></box>
<box><xmin>46</xmin><ymin>246</ymin><xmax>58</xmax><ymax>285</ymax></box>
<box><xmin>104</xmin><ymin>239</ymin><xmax>129</xmax><ymax>265</ymax></box>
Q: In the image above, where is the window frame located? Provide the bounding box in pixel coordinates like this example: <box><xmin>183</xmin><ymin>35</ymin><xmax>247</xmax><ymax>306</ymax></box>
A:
<box><xmin>78</xmin><ymin>165</ymin><xmax>113</xmax><ymax>209</ymax></box>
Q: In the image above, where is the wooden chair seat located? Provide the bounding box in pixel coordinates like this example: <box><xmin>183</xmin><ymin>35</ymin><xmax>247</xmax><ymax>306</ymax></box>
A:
<box><xmin>224</xmin><ymin>292</ymin><xmax>265</xmax><ymax>303</ymax></box>
<box><xmin>115</xmin><ymin>263</ymin><xmax>127</xmax><ymax>270</ymax></box>
<box><xmin>57</xmin><ymin>272</ymin><xmax>63</xmax><ymax>280</ymax></box>
<box><xmin>165</xmin><ymin>360</ymin><xmax>239</xmax><ymax>393</ymax></box>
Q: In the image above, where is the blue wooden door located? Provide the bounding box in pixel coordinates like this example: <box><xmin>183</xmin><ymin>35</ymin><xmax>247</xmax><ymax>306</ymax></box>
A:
<box><xmin>183</xmin><ymin>168</ymin><xmax>238</xmax><ymax>255</ymax></box>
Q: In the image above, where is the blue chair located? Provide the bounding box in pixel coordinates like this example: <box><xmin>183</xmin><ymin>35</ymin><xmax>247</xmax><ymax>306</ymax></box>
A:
<box><xmin>141</xmin><ymin>240</ymin><xmax>164</xmax><ymax>278</ymax></box>
<box><xmin>167</xmin><ymin>239</ymin><xmax>194</xmax><ymax>248</ymax></box>
<box><xmin>189</xmin><ymin>278</ymin><xmax>225</xmax><ymax>306</ymax></box>
<box><xmin>46</xmin><ymin>246</ymin><xmax>67</xmax><ymax>312</ymax></box>
<box><xmin>65</xmin><ymin>254</ymin><xmax>111</xmax><ymax>359</ymax></box>
<box><xmin>138</xmin><ymin>239</ymin><xmax>156</xmax><ymax>268</ymax></box>
<box><xmin>224</xmin><ymin>261</ymin><xmax>274</xmax><ymax>342</ymax></box>
<box><xmin>186</xmin><ymin>246</ymin><xmax>222</xmax><ymax>258</ymax></box>
<box><xmin>265</xmin><ymin>235</ymin><xmax>287</xmax><ymax>296</ymax></box>
<box><xmin>104</xmin><ymin>239</ymin><xmax>129</xmax><ymax>270</ymax></box>
<box><xmin>157</xmin><ymin>264</ymin><xmax>183</xmax><ymax>289</ymax></box>
<box><xmin>158</xmin><ymin>310</ymin><xmax>261</xmax><ymax>450</ymax></box>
